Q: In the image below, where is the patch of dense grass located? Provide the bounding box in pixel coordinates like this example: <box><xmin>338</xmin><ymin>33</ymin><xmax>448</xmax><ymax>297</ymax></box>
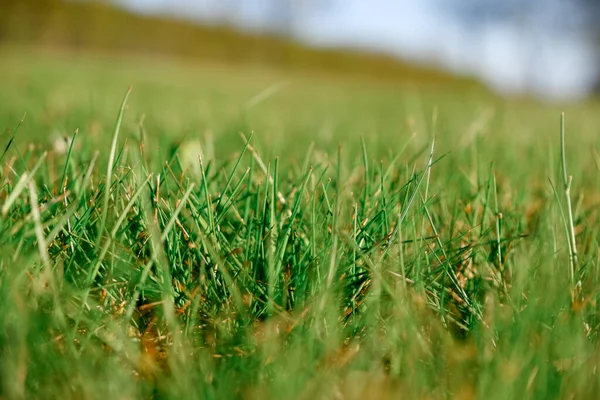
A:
<box><xmin>1</xmin><ymin>50</ymin><xmax>600</xmax><ymax>399</ymax></box>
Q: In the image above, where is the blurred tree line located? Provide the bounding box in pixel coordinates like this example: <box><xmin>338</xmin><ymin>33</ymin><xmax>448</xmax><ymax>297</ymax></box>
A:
<box><xmin>0</xmin><ymin>0</ymin><xmax>465</xmax><ymax>86</ymax></box>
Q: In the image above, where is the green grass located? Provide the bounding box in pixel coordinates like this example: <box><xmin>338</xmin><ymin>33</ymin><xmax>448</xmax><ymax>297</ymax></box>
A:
<box><xmin>1</xmin><ymin>49</ymin><xmax>600</xmax><ymax>399</ymax></box>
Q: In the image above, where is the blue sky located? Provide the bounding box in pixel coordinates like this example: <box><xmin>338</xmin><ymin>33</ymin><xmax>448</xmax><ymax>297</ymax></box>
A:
<box><xmin>118</xmin><ymin>0</ymin><xmax>596</xmax><ymax>99</ymax></box>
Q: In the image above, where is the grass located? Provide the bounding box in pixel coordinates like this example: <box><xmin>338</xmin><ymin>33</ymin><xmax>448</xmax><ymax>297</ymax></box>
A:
<box><xmin>1</xmin><ymin>48</ymin><xmax>600</xmax><ymax>399</ymax></box>
<box><xmin>0</xmin><ymin>0</ymin><xmax>475</xmax><ymax>87</ymax></box>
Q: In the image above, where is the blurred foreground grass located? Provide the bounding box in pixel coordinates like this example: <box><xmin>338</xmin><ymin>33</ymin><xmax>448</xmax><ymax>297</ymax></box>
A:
<box><xmin>1</xmin><ymin>48</ymin><xmax>600</xmax><ymax>399</ymax></box>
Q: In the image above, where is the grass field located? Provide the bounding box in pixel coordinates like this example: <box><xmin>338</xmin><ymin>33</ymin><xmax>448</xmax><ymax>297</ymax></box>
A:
<box><xmin>1</xmin><ymin>48</ymin><xmax>600</xmax><ymax>399</ymax></box>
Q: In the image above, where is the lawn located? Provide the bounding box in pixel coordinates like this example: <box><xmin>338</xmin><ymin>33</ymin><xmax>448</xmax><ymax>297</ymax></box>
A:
<box><xmin>1</xmin><ymin>47</ymin><xmax>600</xmax><ymax>399</ymax></box>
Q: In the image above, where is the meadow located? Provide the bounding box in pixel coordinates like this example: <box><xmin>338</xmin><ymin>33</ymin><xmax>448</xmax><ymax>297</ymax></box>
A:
<box><xmin>1</xmin><ymin>47</ymin><xmax>600</xmax><ymax>399</ymax></box>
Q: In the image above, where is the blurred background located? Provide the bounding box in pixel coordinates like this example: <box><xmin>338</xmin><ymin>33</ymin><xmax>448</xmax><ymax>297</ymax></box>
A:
<box><xmin>1</xmin><ymin>0</ymin><xmax>599</xmax><ymax>101</ymax></box>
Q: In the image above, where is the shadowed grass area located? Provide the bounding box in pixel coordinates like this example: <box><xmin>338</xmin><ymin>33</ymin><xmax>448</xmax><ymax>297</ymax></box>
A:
<box><xmin>1</xmin><ymin>50</ymin><xmax>600</xmax><ymax>399</ymax></box>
